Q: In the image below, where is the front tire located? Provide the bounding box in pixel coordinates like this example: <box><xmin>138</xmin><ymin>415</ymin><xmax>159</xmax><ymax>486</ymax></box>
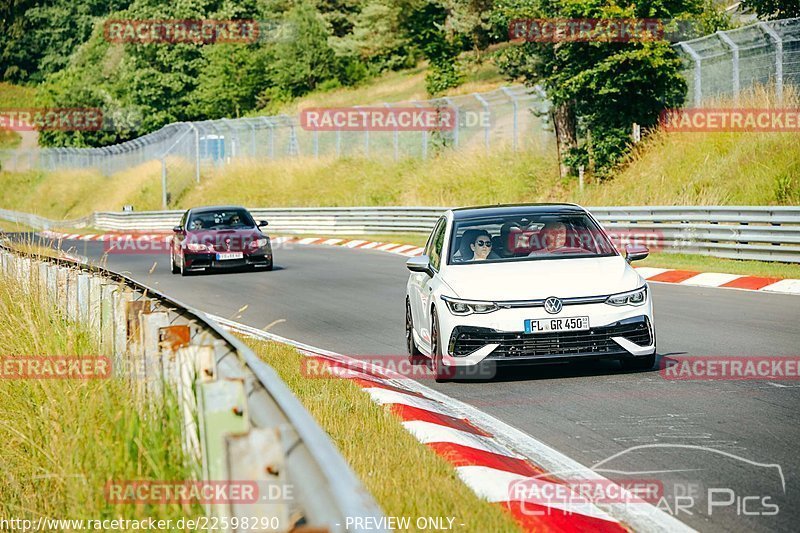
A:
<box><xmin>170</xmin><ymin>248</ymin><xmax>180</xmax><ymax>274</ymax></box>
<box><xmin>179</xmin><ymin>253</ymin><xmax>188</xmax><ymax>277</ymax></box>
<box><xmin>406</xmin><ymin>299</ymin><xmax>425</xmax><ymax>363</ymax></box>
<box><xmin>430</xmin><ymin>310</ymin><xmax>450</xmax><ymax>382</ymax></box>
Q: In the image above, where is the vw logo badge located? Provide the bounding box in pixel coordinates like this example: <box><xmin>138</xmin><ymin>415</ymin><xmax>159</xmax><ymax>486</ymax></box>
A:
<box><xmin>544</xmin><ymin>297</ymin><xmax>562</xmax><ymax>314</ymax></box>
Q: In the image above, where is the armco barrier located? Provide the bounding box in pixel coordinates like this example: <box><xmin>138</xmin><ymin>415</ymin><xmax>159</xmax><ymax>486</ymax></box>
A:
<box><xmin>0</xmin><ymin>240</ymin><xmax>386</xmax><ymax>533</ymax></box>
<box><xmin>2</xmin><ymin>205</ymin><xmax>799</xmax><ymax>263</ymax></box>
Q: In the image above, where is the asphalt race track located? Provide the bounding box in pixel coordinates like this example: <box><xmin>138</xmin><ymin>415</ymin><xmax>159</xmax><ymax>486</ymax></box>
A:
<box><xmin>53</xmin><ymin>237</ymin><xmax>800</xmax><ymax>532</ymax></box>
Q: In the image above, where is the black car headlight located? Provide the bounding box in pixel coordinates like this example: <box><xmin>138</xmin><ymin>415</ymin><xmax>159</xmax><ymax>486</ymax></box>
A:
<box><xmin>442</xmin><ymin>296</ymin><xmax>499</xmax><ymax>316</ymax></box>
<box><xmin>605</xmin><ymin>286</ymin><xmax>647</xmax><ymax>307</ymax></box>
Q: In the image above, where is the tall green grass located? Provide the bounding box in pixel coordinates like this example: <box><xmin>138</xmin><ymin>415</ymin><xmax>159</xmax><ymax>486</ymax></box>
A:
<box><xmin>0</xmin><ymin>261</ymin><xmax>201</xmax><ymax>522</ymax></box>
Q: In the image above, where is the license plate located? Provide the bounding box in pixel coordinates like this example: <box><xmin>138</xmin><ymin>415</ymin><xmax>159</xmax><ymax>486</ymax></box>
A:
<box><xmin>525</xmin><ymin>316</ymin><xmax>589</xmax><ymax>334</ymax></box>
<box><xmin>215</xmin><ymin>252</ymin><xmax>243</xmax><ymax>260</ymax></box>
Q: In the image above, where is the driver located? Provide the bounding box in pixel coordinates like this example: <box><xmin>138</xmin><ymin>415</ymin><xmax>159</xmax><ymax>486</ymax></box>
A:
<box><xmin>530</xmin><ymin>221</ymin><xmax>568</xmax><ymax>254</ymax></box>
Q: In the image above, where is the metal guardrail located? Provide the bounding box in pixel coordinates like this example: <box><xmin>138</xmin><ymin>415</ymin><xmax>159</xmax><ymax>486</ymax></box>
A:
<box><xmin>2</xmin><ymin>205</ymin><xmax>798</xmax><ymax>263</ymax></box>
<box><xmin>0</xmin><ymin>239</ymin><xmax>386</xmax><ymax>532</ymax></box>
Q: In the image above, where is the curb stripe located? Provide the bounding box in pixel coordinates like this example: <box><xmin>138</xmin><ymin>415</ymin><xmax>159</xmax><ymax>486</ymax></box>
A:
<box><xmin>722</xmin><ymin>275</ymin><xmax>782</xmax><ymax>290</ymax></box>
<box><xmin>390</xmin><ymin>404</ymin><xmax>492</xmax><ymax>437</ymax></box>
<box><xmin>427</xmin><ymin>441</ymin><xmax>547</xmax><ymax>477</ymax></box>
<box><xmin>647</xmin><ymin>269</ymin><xmax>700</xmax><ymax>283</ymax></box>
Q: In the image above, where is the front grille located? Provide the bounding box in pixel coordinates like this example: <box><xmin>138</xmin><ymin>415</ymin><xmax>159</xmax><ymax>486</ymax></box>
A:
<box><xmin>451</xmin><ymin>316</ymin><xmax>652</xmax><ymax>358</ymax></box>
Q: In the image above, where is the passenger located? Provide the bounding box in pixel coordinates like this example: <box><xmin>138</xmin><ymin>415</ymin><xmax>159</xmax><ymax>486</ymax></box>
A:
<box><xmin>470</xmin><ymin>230</ymin><xmax>493</xmax><ymax>261</ymax></box>
<box><xmin>493</xmin><ymin>221</ymin><xmax>521</xmax><ymax>258</ymax></box>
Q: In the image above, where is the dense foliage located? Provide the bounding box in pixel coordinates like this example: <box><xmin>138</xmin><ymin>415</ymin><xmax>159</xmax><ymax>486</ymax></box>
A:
<box><xmin>3</xmin><ymin>0</ymin><xmax>495</xmax><ymax>147</ymax></box>
<box><xmin>490</xmin><ymin>0</ymin><xmax>729</xmax><ymax>177</ymax></box>
<box><xmin>4</xmin><ymin>0</ymin><xmax>734</xmax><ymax>178</ymax></box>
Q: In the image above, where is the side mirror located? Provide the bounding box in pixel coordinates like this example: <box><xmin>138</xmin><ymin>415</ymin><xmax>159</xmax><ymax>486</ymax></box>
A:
<box><xmin>406</xmin><ymin>255</ymin><xmax>434</xmax><ymax>277</ymax></box>
<box><xmin>625</xmin><ymin>244</ymin><xmax>649</xmax><ymax>263</ymax></box>
<box><xmin>257</xmin><ymin>220</ymin><xmax>268</xmax><ymax>227</ymax></box>
<box><xmin>172</xmin><ymin>225</ymin><xmax>183</xmax><ymax>233</ymax></box>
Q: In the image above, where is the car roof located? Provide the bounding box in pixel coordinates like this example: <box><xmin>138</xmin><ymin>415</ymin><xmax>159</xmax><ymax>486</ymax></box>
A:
<box><xmin>189</xmin><ymin>205</ymin><xmax>248</xmax><ymax>214</ymax></box>
<box><xmin>450</xmin><ymin>203</ymin><xmax>586</xmax><ymax>220</ymax></box>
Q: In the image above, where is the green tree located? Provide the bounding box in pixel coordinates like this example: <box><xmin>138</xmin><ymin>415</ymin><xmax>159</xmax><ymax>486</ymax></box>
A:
<box><xmin>271</xmin><ymin>2</ymin><xmax>338</xmax><ymax>96</ymax></box>
<box><xmin>492</xmin><ymin>0</ymin><xmax>723</xmax><ymax>178</ymax></box>
<box><xmin>0</xmin><ymin>0</ymin><xmax>131</xmax><ymax>83</ymax></box>
<box><xmin>741</xmin><ymin>0</ymin><xmax>800</xmax><ymax>19</ymax></box>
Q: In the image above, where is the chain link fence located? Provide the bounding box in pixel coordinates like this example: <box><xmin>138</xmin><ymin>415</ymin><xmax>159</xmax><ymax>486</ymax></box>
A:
<box><xmin>674</xmin><ymin>17</ymin><xmax>800</xmax><ymax>106</ymax></box>
<box><xmin>0</xmin><ymin>85</ymin><xmax>554</xmax><ymax>183</ymax></box>
<box><xmin>1</xmin><ymin>18</ymin><xmax>798</xmax><ymax>205</ymax></box>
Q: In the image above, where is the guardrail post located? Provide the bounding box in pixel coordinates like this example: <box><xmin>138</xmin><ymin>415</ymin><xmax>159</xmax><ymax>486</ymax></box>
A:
<box><xmin>55</xmin><ymin>267</ymin><xmax>69</xmax><ymax>315</ymax></box>
<box><xmin>113</xmin><ymin>287</ymin><xmax>133</xmax><ymax>377</ymax></box>
<box><xmin>175</xmin><ymin>345</ymin><xmax>213</xmax><ymax>465</ymax></box>
<box><xmin>159</xmin><ymin>324</ymin><xmax>191</xmax><ymax>388</ymax></box>
<box><xmin>126</xmin><ymin>298</ymin><xmax>152</xmax><ymax>387</ymax></box>
<box><xmin>88</xmin><ymin>275</ymin><xmax>102</xmax><ymax>330</ymax></box>
<box><xmin>142</xmin><ymin>311</ymin><xmax>170</xmax><ymax>401</ymax></box>
<box><xmin>100</xmin><ymin>283</ymin><xmax>118</xmax><ymax>351</ymax></box>
<box><xmin>66</xmin><ymin>270</ymin><xmax>79</xmax><ymax>321</ymax></box>
<box><xmin>77</xmin><ymin>272</ymin><xmax>90</xmax><ymax>324</ymax></box>
<box><xmin>198</xmin><ymin>378</ymin><xmax>250</xmax><ymax>522</ymax></box>
<box><xmin>226</xmin><ymin>428</ymin><xmax>290</xmax><ymax>530</ymax></box>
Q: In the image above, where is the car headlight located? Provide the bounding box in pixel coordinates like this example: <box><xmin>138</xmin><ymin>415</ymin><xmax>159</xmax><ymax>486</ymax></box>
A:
<box><xmin>186</xmin><ymin>242</ymin><xmax>209</xmax><ymax>252</ymax></box>
<box><xmin>605</xmin><ymin>286</ymin><xmax>647</xmax><ymax>307</ymax></box>
<box><xmin>442</xmin><ymin>296</ymin><xmax>499</xmax><ymax>316</ymax></box>
<box><xmin>250</xmin><ymin>238</ymin><xmax>269</xmax><ymax>249</ymax></box>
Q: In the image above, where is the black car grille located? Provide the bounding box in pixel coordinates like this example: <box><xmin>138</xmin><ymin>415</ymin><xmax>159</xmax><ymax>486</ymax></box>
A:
<box><xmin>450</xmin><ymin>316</ymin><xmax>652</xmax><ymax>358</ymax></box>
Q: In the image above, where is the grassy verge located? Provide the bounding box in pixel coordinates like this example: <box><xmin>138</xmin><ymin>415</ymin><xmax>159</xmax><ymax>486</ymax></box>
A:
<box><xmin>0</xmin><ymin>262</ymin><xmax>201</xmax><ymax>522</ymax></box>
<box><xmin>247</xmin><ymin>339</ymin><xmax>521</xmax><ymax>532</ymax></box>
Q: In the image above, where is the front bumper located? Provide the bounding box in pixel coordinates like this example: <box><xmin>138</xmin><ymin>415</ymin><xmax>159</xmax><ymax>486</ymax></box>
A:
<box><xmin>184</xmin><ymin>251</ymin><xmax>272</xmax><ymax>271</ymax></box>
<box><xmin>438</xmin><ymin>299</ymin><xmax>655</xmax><ymax>367</ymax></box>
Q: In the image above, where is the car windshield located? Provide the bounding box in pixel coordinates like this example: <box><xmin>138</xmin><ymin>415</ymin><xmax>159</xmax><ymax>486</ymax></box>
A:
<box><xmin>448</xmin><ymin>212</ymin><xmax>617</xmax><ymax>264</ymax></box>
<box><xmin>187</xmin><ymin>209</ymin><xmax>255</xmax><ymax>230</ymax></box>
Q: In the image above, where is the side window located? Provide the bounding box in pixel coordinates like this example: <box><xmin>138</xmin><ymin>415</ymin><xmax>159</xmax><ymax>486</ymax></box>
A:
<box><xmin>179</xmin><ymin>211</ymin><xmax>188</xmax><ymax>229</ymax></box>
<box><xmin>428</xmin><ymin>218</ymin><xmax>447</xmax><ymax>271</ymax></box>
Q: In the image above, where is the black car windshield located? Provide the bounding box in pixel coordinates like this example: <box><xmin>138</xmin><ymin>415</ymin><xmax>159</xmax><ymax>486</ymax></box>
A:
<box><xmin>448</xmin><ymin>212</ymin><xmax>617</xmax><ymax>264</ymax></box>
<box><xmin>187</xmin><ymin>209</ymin><xmax>255</xmax><ymax>230</ymax></box>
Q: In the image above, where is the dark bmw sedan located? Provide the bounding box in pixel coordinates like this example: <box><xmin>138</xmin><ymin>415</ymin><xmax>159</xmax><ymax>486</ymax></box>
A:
<box><xmin>170</xmin><ymin>206</ymin><xmax>273</xmax><ymax>275</ymax></box>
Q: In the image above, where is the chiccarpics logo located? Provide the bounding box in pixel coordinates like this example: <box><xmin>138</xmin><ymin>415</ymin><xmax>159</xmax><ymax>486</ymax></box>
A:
<box><xmin>104</xmin><ymin>19</ymin><xmax>259</xmax><ymax>44</ymax></box>
<box><xmin>300</xmin><ymin>107</ymin><xmax>456</xmax><ymax>132</ymax></box>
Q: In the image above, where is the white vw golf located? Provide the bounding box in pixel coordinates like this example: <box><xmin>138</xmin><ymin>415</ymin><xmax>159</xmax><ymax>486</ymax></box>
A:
<box><xmin>405</xmin><ymin>204</ymin><xmax>656</xmax><ymax>382</ymax></box>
